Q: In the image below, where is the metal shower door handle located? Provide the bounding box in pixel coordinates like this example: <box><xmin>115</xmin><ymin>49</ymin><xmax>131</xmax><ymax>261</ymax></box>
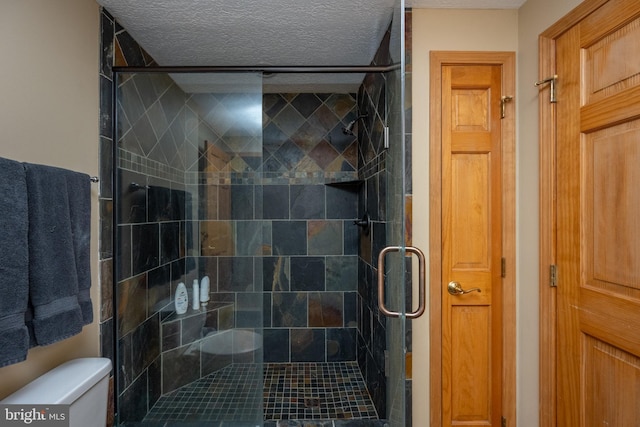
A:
<box><xmin>377</xmin><ymin>246</ymin><xmax>426</xmax><ymax>319</ymax></box>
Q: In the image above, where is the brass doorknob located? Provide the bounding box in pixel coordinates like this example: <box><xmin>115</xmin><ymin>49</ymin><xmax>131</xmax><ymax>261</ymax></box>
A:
<box><xmin>447</xmin><ymin>281</ymin><xmax>481</xmax><ymax>295</ymax></box>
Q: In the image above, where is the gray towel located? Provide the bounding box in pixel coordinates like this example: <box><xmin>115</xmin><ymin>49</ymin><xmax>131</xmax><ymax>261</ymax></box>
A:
<box><xmin>24</xmin><ymin>163</ymin><xmax>92</xmax><ymax>346</ymax></box>
<box><xmin>66</xmin><ymin>170</ymin><xmax>93</xmax><ymax>325</ymax></box>
<box><xmin>0</xmin><ymin>157</ymin><xmax>30</xmax><ymax>367</ymax></box>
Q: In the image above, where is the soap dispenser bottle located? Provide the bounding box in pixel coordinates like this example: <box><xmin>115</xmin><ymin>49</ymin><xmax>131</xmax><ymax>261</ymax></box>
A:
<box><xmin>174</xmin><ymin>282</ymin><xmax>188</xmax><ymax>315</ymax></box>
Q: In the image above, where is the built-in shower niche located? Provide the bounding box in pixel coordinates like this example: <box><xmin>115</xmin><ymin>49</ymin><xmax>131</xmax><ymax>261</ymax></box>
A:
<box><xmin>158</xmin><ymin>301</ymin><xmax>264</xmax><ymax>394</ymax></box>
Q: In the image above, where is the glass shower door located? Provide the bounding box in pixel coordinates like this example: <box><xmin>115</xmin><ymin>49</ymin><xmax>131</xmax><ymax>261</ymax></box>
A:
<box><xmin>380</xmin><ymin>0</ymin><xmax>424</xmax><ymax>425</ymax></box>
<box><xmin>114</xmin><ymin>71</ymin><xmax>264</xmax><ymax>426</ymax></box>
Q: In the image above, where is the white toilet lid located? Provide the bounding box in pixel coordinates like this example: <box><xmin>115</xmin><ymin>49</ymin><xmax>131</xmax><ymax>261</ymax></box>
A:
<box><xmin>2</xmin><ymin>358</ymin><xmax>112</xmax><ymax>405</ymax></box>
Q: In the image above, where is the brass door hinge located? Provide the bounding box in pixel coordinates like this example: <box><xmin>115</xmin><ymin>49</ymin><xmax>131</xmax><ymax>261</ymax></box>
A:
<box><xmin>502</xmin><ymin>416</ymin><xmax>507</xmax><ymax>427</ymax></box>
<box><xmin>550</xmin><ymin>264</ymin><xmax>557</xmax><ymax>287</ymax></box>
<box><xmin>501</xmin><ymin>257</ymin><xmax>506</xmax><ymax>278</ymax></box>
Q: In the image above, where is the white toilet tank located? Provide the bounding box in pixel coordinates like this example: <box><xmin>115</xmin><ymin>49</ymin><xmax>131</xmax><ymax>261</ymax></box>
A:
<box><xmin>2</xmin><ymin>357</ymin><xmax>112</xmax><ymax>427</ymax></box>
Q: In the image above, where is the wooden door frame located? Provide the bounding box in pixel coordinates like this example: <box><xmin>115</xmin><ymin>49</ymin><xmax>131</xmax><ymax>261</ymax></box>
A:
<box><xmin>537</xmin><ymin>1</ymin><xmax>610</xmax><ymax>426</ymax></box>
<box><xmin>429</xmin><ymin>51</ymin><xmax>516</xmax><ymax>427</ymax></box>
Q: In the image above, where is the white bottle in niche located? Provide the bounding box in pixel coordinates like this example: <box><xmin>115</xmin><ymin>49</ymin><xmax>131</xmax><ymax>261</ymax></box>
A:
<box><xmin>200</xmin><ymin>276</ymin><xmax>210</xmax><ymax>306</ymax></box>
<box><xmin>174</xmin><ymin>282</ymin><xmax>188</xmax><ymax>315</ymax></box>
<box><xmin>192</xmin><ymin>279</ymin><xmax>200</xmax><ymax>311</ymax></box>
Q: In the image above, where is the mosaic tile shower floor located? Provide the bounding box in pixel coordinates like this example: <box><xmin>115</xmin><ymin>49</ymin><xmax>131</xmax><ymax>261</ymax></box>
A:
<box><xmin>143</xmin><ymin>362</ymin><xmax>379</xmax><ymax>425</ymax></box>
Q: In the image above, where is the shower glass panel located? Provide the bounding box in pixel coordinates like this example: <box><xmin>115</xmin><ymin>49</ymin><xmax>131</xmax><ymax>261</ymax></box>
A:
<box><xmin>114</xmin><ymin>71</ymin><xmax>264</xmax><ymax>426</ymax></box>
<box><xmin>385</xmin><ymin>0</ymin><xmax>409</xmax><ymax>424</ymax></box>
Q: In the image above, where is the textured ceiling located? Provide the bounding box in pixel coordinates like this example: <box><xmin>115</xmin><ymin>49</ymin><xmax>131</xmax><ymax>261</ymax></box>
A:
<box><xmin>407</xmin><ymin>0</ymin><xmax>525</xmax><ymax>8</ymax></box>
<box><xmin>98</xmin><ymin>0</ymin><xmax>525</xmax><ymax>92</ymax></box>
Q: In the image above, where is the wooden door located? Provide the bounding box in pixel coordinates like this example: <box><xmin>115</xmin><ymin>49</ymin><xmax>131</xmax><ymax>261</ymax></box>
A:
<box><xmin>541</xmin><ymin>0</ymin><xmax>640</xmax><ymax>425</ymax></box>
<box><xmin>430</xmin><ymin>52</ymin><xmax>515</xmax><ymax>427</ymax></box>
<box><xmin>441</xmin><ymin>64</ymin><xmax>503</xmax><ymax>427</ymax></box>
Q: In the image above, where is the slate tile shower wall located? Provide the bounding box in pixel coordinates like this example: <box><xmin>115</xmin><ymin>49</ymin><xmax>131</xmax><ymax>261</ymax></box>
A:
<box><xmin>116</xmin><ymin>70</ymin><xmax>196</xmax><ymax>411</ymax></box>
<box><xmin>257</xmin><ymin>92</ymin><xmax>361</xmax><ymax>365</ymax></box>
<box><xmin>98</xmin><ymin>14</ymin><xmax>116</xmax><ymax>427</ymax></box>
<box><xmin>112</xmin><ymin>44</ymin><xmax>199</xmax><ymax>424</ymax></box>
<box><xmin>185</xmin><ymin>91</ymin><xmax>362</xmax><ymax>366</ymax></box>
<box><xmin>355</xmin><ymin>35</ymin><xmax>391</xmax><ymax>418</ymax></box>
<box><xmin>353</xmin><ymin>18</ymin><xmax>414</xmax><ymax>419</ymax></box>
<box><xmin>98</xmin><ymin>9</ymin><xmax>164</xmax><ymax>425</ymax></box>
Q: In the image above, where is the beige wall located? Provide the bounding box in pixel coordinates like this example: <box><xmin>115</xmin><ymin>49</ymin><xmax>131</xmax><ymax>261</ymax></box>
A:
<box><xmin>411</xmin><ymin>1</ymin><xmax>581</xmax><ymax>426</ymax></box>
<box><xmin>516</xmin><ymin>0</ymin><xmax>580</xmax><ymax>424</ymax></box>
<box><xmin>0</xmin><ymin>0</ymin><xmax>101</xmax><ymax>398</ymax></box>
<box><xmin>411</xmin><ymin>9</ymin><xmax>518</xmax><ymax>426</ymax></box>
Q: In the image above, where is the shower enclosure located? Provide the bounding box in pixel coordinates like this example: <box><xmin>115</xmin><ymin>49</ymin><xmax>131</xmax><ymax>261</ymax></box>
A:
<box><xmin>112</xmin><ymin>1</ymin><xmax>417</xmax><ymax>426</ymax></box>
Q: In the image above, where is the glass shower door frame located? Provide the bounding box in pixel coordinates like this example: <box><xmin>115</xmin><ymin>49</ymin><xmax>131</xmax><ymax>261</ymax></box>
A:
<box><xmin>379</xmin><ymin>0</ymin><xmax>423</xmax><ymax>425</ymax></box>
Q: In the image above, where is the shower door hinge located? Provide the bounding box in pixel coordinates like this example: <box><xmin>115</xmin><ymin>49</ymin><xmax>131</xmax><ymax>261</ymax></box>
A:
<box><xmin>383</xmin><ymin>126</ymin><xmax>390</xmax><ymax>150</ymax></box>
<box><xmin>502</xmin><ymin>416</ymin><xmax>507</xmax><ymax>427</ymax></box>
<box><xmin>501</xmin><ymin>257</ymin><xmax>506</xmax><ymax>278</ymax></box>
<box><xmin>550</xmin><ymin>264</ymin><xmax>557</xmax><ymax>287</ymax></box>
